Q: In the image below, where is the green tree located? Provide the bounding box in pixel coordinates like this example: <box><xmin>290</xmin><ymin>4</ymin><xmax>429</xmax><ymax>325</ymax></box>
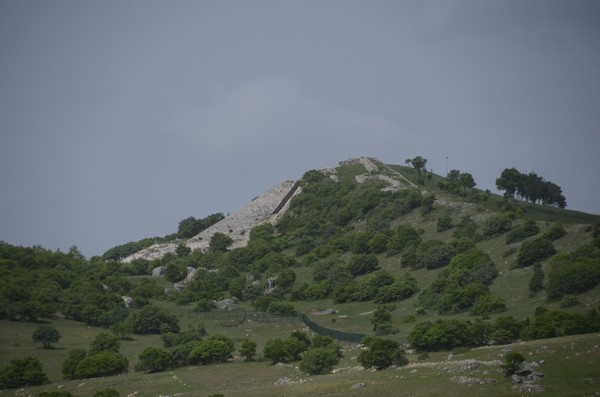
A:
<box><xmin>496</xmin><ymin>168</ymin><xmax>524</xmax><ymax>199</ymax></box>
<box><xmin>502</xmin><ymin>351</ymin><xmax>525</xmax><ymax>376</ymax></box>
<box><xmin>73</xmin><ymin>351</ymin><xmax>128</xmax><ymax>379</ymax></box>
<box><xmin>130</xmin><ymin>305</ymin><xmax>180</xmax><ymax>334</ymax></box>
<box><xmin>32</xmin><ymin>324</ymin><xmax>61</xmax><ymax>349</ymax></box>
<box><xmin>136</xmin><ymin>347</ymin><xmax>172</xmax><ymax>373</ymax></box>
<box><xmin>300</xmin><ymin>347</ymin><xmax>340</xmax><ymax>375</ymax></box>
<box><xmin>188</xmin><ymin>336</ymin><xmax>234</xmax><ymax>365</ymax></box>
<box><xmin>515</xmin><ymin>238</ymin><xmax>556</xmax><ymax>268</ymax></box>
<box><xmin>371</xmin><ymin>305</ymin><xmax>393</xmax><ymax>332</ymax></box>
<box><xmin>410</xmin><ymin>156</ymin><xmax>427</xmax><ymax>174</ymax></box>
<box><xmin>529</xmin><ymin>263</ymin><xmax>544</xmax><ymax>295</ymax></box>
<box><xmin>110</xmin><ymin>321</ymin><xmax>134</xmax><ymax>340</ymax></box>
<box><xmin>210</xmin><ymin>232</ymin><xmax>233</xmax><ymax>252</ymax></box>
<box><xmin>459</xmin><ymin>172</ymin><xmax>476</xmax><ymax>193</ymax></box>
<box><xmin>263</xmin><ymin>338</ymin><xmax>289</xmax><ymax>364</ymax></box>
<box><xmin>89</xmin><ymin>332</ymin><xmax>120</xmax><ymax>355</ymax></box>
<box><xmin>0</xmin><ymin>356</ymin><xmax>50</xmax><ymax>389</ymax></box>
<box><xmin>348</xmin><ymin>253</ymin><xmax>379</xmax><ymax>276</ymax></box>
<box><xmin>358</xmin><ymin>336</ymin><xmax>408</xmax><ymax>370</ymax></box>
<box><xmin>239</xmin><ymin>339</ymin><xmax>257</xmax><ymax>361</ymax></box>
<box><xmin>62</xmin><ymin>349</ymin><xmax>87</xmax><ymax>380</ymax></box>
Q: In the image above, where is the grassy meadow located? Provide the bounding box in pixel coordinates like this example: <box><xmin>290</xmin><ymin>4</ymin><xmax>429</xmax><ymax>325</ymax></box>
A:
<box><xmin>1</xmin><ymin>316</ymin><xmax>599</xmax><ymax>397</ymax></box>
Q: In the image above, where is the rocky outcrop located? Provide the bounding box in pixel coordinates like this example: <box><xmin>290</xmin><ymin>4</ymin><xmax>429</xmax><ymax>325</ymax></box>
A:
<box><xmin>174</xmin><ymin>266</ymin><xmax>199</xmax><ymax>291</ymax></box>
<box><xmin>122</xmin><ymin>296</ymin><xmax>134</xmax><ymax>309</ymax></box>
<box><xmin>120</xmin><ymin>157</ymin><xmax>418</xmax><ymax>264</ymax></box>
<box><xmin>152</xmin><ymin>266</ymin><xmax>166</xmax><ymax>277</ymax></box>
<box><xmin>186</xmin><ymin>180</ymin><xmax>300</xmax><ymax>252</ymax></box>
<box><xmin>122</xmin><ymin>179</ymin><xmax>301</xmax><ymax>263</ymax></box>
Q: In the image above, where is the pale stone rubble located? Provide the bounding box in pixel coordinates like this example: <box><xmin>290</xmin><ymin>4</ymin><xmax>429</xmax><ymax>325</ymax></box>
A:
<box><xmin>121</xmin><ymin>157</ymin><xmax>418</xmax><ymax>264</ymax></box>
<box><xmin>122</xmin><ymin>179</ymin><xmax>301</xmax><ymax>263</ymax></box>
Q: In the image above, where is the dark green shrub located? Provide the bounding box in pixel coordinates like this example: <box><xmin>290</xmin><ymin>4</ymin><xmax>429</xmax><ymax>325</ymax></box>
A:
<box><xmin>483</xmin><ymin>215</ymin><xmax>512</xmax><ymax>238</ymax></box>
<box><xmin>436</xmin><ymin>213</ymin><xmax>453</xmax><ymax>232</ymax></box>
<box><xmin>32</xmin><ymin>324</ymin><xmax>61</xmax><ymax>349</ymax></box>
<box><xmin>408</xmin><ymin>319</ymin><xmax>490</xmax><ymax>351</ymax></box>
<box><xmin>414</xmin><ymin>240</ymin><xmax>456</xmax><ymax>269</ymax></box>
<box><xmin>267</xmin><ymin>302</ymin><xmax>297</xmax><ymax>316</ymax></box>
<box><xmin>136</xmin><ymin>347</ymin><xmax>172</xmax><ymax>372</ymax></box>
<box><xmin>300</xmin><ymin>347</ymin><xmax>340</xmax><ymax>375</ymax></box>
<box><xmin>527</xmin><ymin>264</ymin><xmax>544</xmax><ymax>297</ymax></box>
<box><xmin>92</xmin><ymin>390</ymin><xmax>120</xmax><ymax>397</ymax></box>
<box><xmin>39</xmin><ymin>392</ymin><xmax>73</xmax><ymax>397</ymax></box>
<box><xmin>0</xmin><ymin>356</ymin><xmax>50</xmax><ymax>389</ymax></box>
<box><xmin>130</xmin><ymin>305</ymin><xmax>180</xmax><ymax>334</ymax></box>
<box><xmin>263</xmin><ymin>335</ymin><xmax>308</xmax><ymax>364</ymax></box>
<box><xmin>420</xmin><ymin>248</ymin><xmax>498</xmax><ymax>314</ymax></box>
<box><xmin>209</xmin><ymin>232</ymin><xmax>233</xmax><ymax>252</ymax></box>
<box><xmin>542</xmin><ymin>223</ymin><xmax>567</xmax><ymax>241</ymax></box>
<box><xmin>505</xmin><ymin>219</ymin><xmax>540</xmax><ymax>244</ymax></box>
<box><xmin>387</xmin><ymin>224</ymin><xmax>421</xmax><ymax>255</ymax></box>
<box><xmin>239</xmin><ymin>339</ymin><xmax>257</xmax><ymax>361</ymax></box>
<box><xmin>560</xmin><ymin>295</ymin><xmax>580</xmax><ymax>308</ymax></box>
<box><xmin>358</xmin><ymin>336</ymin><xmax>408</xmax><ymax>370</ymax></box>
<box><xmin>374</xmin><ymin>273</ymin><xmax>418</xmax><ymax>303</ymax></box>
<box><xmin>188</xmin><ymin>336</ymin><xmax>234</xmax><ymax>365</ymax></box>
<box><xmin>62</xmin><ymin>349</ymin><xmax>87</xmax><ymax>379</ymax></box>
<box><xmin>73</xmin><ymin>351</ymin><xmax>128</xmax><ymax>379</ymax></box>
<box><xmin>89</xmin><ymin>332</ymin><xmax>120</xmax><ymax>355</ymax></box>
<box><xmin>453</xmin><ymin>216</ymin><xmax>480</xmax><ymax>240</ymax></box>
<box><xmin>469</xmin><ymin>295</ymin><xmax>507</xmax><ymax>315</ymax></box>
<box><xmin>348</xmin><ymin>253</ymin><xmax>379</xmax><ymax>276</ymax></box>
<box><xmin>502</xmin><ymin>352</ymin><xmax>525</xmax><ymax>376</ymax></box>
<box><xmin>546</xmin><ymin>247</ymin><xmax>600</xmax><ymax>299</ymax></box>
<box><xmin>162</xmin><ymin>326</ymin><xmax>206</xmax><ymax>347</ymax></box>
<box><xmin>515</xmin><ymin>238</ymin><xmax>556</xmax><ymax>268</ymax></box>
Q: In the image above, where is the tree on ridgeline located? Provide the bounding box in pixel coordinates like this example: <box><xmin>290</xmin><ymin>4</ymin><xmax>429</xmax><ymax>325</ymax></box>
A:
<box><xmin>496</xmin><ymin>168</ymin><xmax>566</xmax><ymax>208</ymax></box>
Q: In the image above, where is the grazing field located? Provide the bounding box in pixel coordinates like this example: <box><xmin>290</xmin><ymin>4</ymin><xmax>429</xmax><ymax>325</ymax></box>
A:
<box><xmin>1</xmin><ymin>316</ymin><xmax>599</xmax><ymax>397</ymax></box>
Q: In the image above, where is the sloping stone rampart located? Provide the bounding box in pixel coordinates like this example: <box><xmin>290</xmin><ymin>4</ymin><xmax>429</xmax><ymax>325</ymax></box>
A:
<box><xmin>122</xmin><ymin>179</ymin><xmax>301</xmax><ymax>262</ymax></box>
<box><xmin>186</xmin><ymin>180</ymin><xmax>299</xmax><ymax>252</ymax></box>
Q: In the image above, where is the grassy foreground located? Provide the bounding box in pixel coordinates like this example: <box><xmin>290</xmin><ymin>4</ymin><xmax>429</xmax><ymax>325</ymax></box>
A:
<box><xmin>1</xmin><ymin>317</ymin><xmax>599</xmax><ymax>397</ymax></box>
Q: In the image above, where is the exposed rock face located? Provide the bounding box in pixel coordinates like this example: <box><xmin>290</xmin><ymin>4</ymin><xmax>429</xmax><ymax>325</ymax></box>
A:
<box><xmin>186</xmin><ymin>180</ymin><xmax>300</xmax><ymax>253</ymax></box>
<box><xmin>342</xmin><ymin>157</ymin><xmax>418</xmax><ymax>191</ymax></box>
<box><xmin>121</xmin><ymin>296</ymin><xmax>134</xmax><ymax>309</ymax></box>
<box><xmin>174</xmin><ymin>266</ymin><xmax>199</xmax><ymax>291</ymax></box>
<box><xmin>122</xmin><ymin>179</ymin><xmax>301</xmax><ymax>263</ymax></box>
<box><xmin>152</xmin><ymin>266</ymin><xmax>166</xmax><ymax>277</ymax></box>
<box><xmin>264</xmin><ymin>276</ymin><xmax>278</xmax><ymax>295</ymax></box>
<box><xmin>121</xmin><ymin>157</ymin><xmax>419</xmax><ymax>264</ymax></box>
<box><xmin>215</xmin><ymin>298</ymin><xmax>238</xmax><ymax>310</ymax></box>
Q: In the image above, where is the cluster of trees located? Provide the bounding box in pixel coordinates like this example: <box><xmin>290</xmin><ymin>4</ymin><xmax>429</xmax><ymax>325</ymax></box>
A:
<box><xmin>358</xmin><ymin>336</ymin><xmax>408</xmax><ymax>370</ymax></box>
<box><xmin>440</xmin><ymin>169</ymin><xmax>476</xmax><ymax>195</ymax></box>
<box><xmin>264</xmin><ymin>331</ymin><xmax>342</xmax><ymax>375</ymax></box>
<box><xmin>62</xmin><ymin>332</ymin><xmax>128</xmax><ymax>379</ymax></box>
<box><xmin>0</xmin><ymin>356</ymin><xmax>49</xmax><ymax>389</ymax></box>
<box><xmin>546</xmin><ymin>245</ymin><xmax>600</xmax><ymax>300</ymax></box>
<box><xmin>419</xmin><ymin>248</ymin><xmax>503</xmax><ymax>315</ymax></box>
<box><xmin>101</xmin><ymin>213</ymin><xmax>225</xmax><ymax>261</ymax></box>
<box><xmin>408</xmin><ymin>306</ymin><xmax>600</xmax><ymax>351</ymax></box>
<box><xmin>177</xmin><ymin>213</ymin><xmax>225</xmax><ymax>239</ymax></box>
<box><xmin>496</xmin><ymin>168</ymin><xmax>566</xmax><ymax>208</ymax></box>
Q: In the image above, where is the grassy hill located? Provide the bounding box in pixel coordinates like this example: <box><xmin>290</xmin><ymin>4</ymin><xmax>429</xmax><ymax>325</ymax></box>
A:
<box><xmin>1</xmin><ymin>156</ymin><xmax>599</xmax><ymax>396</ymax></box>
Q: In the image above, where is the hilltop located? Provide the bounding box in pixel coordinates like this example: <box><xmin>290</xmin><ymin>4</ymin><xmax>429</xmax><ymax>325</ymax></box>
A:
<box><xmin>1</xmin><ymin>155</ymin><xmax>600</xmax><ymax>395</ymax></box>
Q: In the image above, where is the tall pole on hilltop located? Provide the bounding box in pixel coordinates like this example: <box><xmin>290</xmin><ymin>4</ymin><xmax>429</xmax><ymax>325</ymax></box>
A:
<box><xmin>445</xmin><ymin>156</ymin><xmax>448</xmax><ymax>176</ymax></box>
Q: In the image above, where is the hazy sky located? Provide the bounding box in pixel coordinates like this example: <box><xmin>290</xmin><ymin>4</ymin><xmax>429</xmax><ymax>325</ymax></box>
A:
<box><xmin>1</xmin><ymin>0</ymin><xmax>599</xmax><ymax>258</ymax></box>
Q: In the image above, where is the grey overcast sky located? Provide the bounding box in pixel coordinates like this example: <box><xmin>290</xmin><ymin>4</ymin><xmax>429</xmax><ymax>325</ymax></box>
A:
<box><xmin>1</xmin><ymin>1</ymin><xmax>599</xmax><ymax>258</ymax></box>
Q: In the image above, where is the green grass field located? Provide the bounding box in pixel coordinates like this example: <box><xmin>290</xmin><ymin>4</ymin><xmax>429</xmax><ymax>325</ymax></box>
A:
<box><xmin>2</xmin><ymin>316</ymin><xmax>599</xmax><ymax>397</ymax></box>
